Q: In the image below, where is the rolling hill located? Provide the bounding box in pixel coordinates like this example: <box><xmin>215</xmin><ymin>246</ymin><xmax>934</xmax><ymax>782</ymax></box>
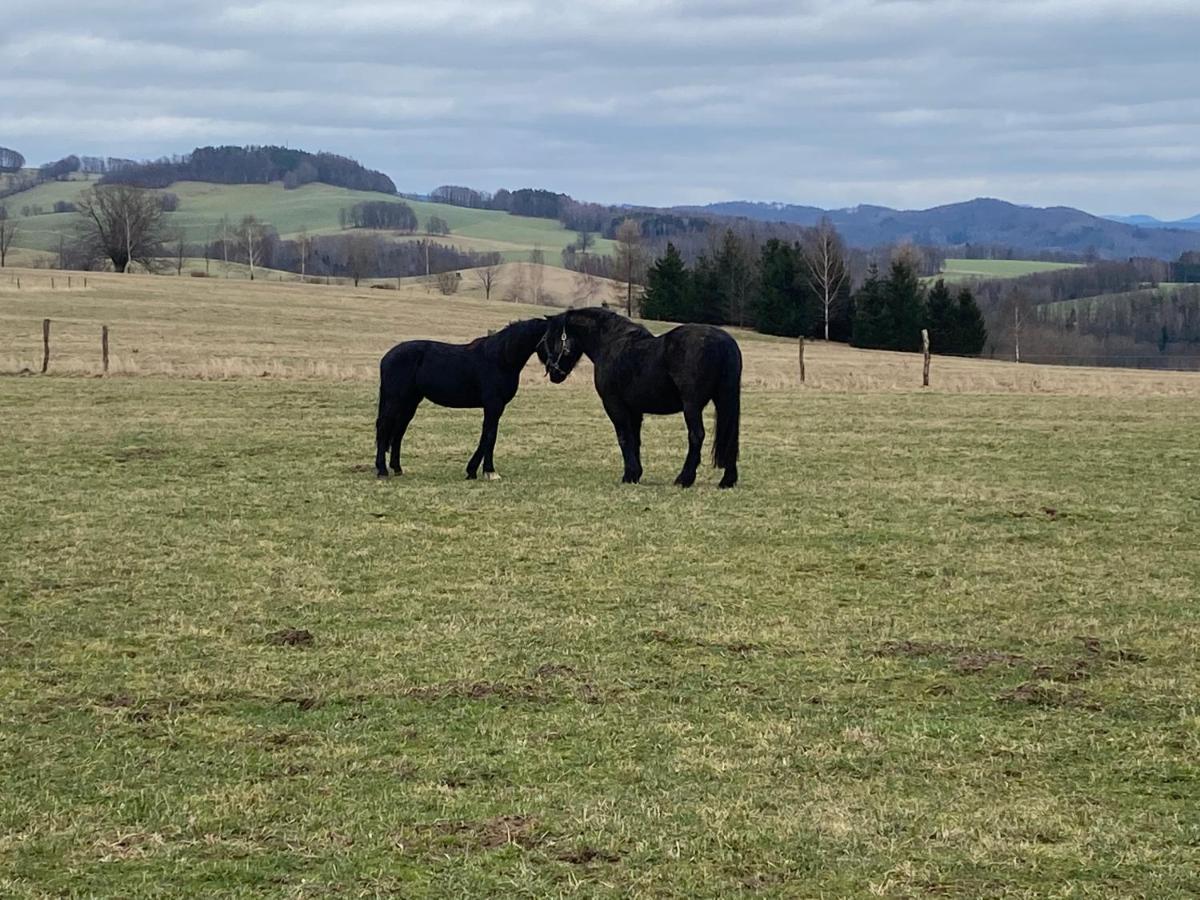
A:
<box><xmin>685</xmin><ymin>198</ymin><xmax>1200</xmax><ymax>260</ymax></box>
<box><xmin>2</xmin><ymin>176</ymin><xmax>613</xmax><ymax>265</ymax></box>
<box><xmin>1104</xmin><ymin>213</ymin><xmax>1200</xmax><ymax>231</ymax></box>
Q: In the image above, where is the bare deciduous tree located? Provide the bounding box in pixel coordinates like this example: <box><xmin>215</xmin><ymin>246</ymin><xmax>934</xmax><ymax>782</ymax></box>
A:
<box><xmin>0</xmin><ymin>206</ymin><xmax>17</xmax><ymax>267</ymax></box>
<box><xmin>613</xmin><ymin>218</ymin><xmax>646</xmax><ymax>316</ymax></box>
<box><xmin>346</xmin><ymin>233</ymin><xmax>376</xmax><ymax>287</ymax></box>
<box><xmin>528</xmin><ymin>248</ymin><xmax>545</xmax><ymax>304</ymax></box>
<box><xmin>505</xmin><ymin>263</ymin><xmax>528</xmax><ymax>303</ymax></box>
<box><xmin>175</xmin><ymin>234</ymin><xmax>186</xmax><ymax>275</ymax></box>
<box><xmin>571</xmin><ymin>269</ymin><xmax>601</xmax><ymax>306</ymax></box>
<box><xmin>75</xmin><ymin>185</ymin><xmax>168</xmax><ymax>273</ymax></box>
<box><xmin>238</xmin><ymin>215</ymin><xmax>266</xmax><ymax>280</ymax></box>
<box><xmin>435</xmin><ymin>270</ymin><xmax>461</xmax><ymax>295</ymax></box>
<box><xmin>801</xmin><ymin>218</ymin><xmax>849</xmax><ymax>341</ymax></box>
<box><xmin>473</xmin><ymin>262</ymin><xmax>500</xmax><ymax>300</ymax></box>
<box><xmin>297</xmin><ymin>227</ymin><xmax>311</xmax><ymax>279</ymax></box>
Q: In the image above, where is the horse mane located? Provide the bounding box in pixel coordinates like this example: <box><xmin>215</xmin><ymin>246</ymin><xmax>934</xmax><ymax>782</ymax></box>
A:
<box><xmin>469</xmin><ymin>318</ymin><xmax>543</xmax><ymax>362</ymax></box>
<box><xmin>566</xmin><ymin>306</ymin><xmax>653</xmax><ymax>338</ymax></box>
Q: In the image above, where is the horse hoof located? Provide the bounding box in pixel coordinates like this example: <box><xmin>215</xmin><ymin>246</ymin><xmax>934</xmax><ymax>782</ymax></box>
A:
<box><xmin>390</xmin><ymin>468</ymin><xmax>403</xmax><ymax>477</ymax></box>
<box><xmin>483</xmin><ymin>472</ymin><xmax>502</xmax><ymax>481</ymax></box>
<box><xmin>718</xmin><ymin>480</ymin><xmax>737</xmax><ymax>489</ymax></box>
<box><xmin>376</xmin><ymin>471</ymin><xmax>388</xmax><ymax>479</ymax></box>
<box><xmin>674</xmin><ymin>474</ymin><xmax>695</xmax><ymax>488</ymax></box>
<box><xmin>465</xmin><ymin>472</ymin><xmax>477</xmax><ymax>480</ymax></box>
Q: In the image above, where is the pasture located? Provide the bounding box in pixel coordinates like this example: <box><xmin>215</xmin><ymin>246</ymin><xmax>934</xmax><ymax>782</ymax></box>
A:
<box><xmin>937</xmin><ymin>259</ymin><xmax>1084</xmax><ymax>281</ymax></box>
<box><xmin>1</xmin><ymin>177</ymin><xmax>613</xmax><ymax>264</ymax></box>
<box><xmin>2</xmin><ymin>269</ymin><xmax>1200</xmax><ymax>897</ymax></box>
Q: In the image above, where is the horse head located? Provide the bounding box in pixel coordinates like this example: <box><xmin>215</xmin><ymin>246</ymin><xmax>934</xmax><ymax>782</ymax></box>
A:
<box><xmin>537</xmin><ymin>313</ymin><xmax>585</xmax><ymax>383</ymax></box>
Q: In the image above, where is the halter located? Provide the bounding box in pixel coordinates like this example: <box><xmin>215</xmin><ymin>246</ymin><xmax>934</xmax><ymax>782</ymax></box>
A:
<box><xmin>539</xmin><ymin>327</ymin><xmax>572</xmax><ymax>378</ymax></box>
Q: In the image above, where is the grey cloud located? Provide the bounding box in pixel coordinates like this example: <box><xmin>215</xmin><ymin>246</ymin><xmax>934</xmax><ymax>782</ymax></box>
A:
<box><xmin>1</xmin><ymin>0</ymin><xmax>1198</xmax><ymax>217</ymax></box>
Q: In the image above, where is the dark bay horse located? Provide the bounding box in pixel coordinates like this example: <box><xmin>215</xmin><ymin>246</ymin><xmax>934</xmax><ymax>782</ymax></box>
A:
<box><xmin>374</xmin><ymin>318</ymin><xmax>547</xmax><ymax>479</ymax></box>
<box><xmin>537</xmin><ymin>307</ymin><xmax>741</xmax><ymax>488</ymax></box>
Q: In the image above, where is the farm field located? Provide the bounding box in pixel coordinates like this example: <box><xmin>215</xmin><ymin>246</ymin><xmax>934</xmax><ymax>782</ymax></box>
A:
<box><xmin>1</xmin><ymin>177</ymin><xmax>614</xmax><ymax>265</ymax></box>
<box><xmin>937</xmin><ymin>258</ymin><xmax>1084</xmax><ymax>281</ymax></box>
<box><xmin>2</xmin><ymin>270</ymin><xmax>1200</xmax><ymax>897</ymax></box>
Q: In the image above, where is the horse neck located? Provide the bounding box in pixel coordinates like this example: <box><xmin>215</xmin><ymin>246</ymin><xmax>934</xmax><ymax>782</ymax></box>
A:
<box><xmin>573</xmin><ymin>311</ymin><xmax>644</xmax><ymax>362</ymax></box>
<box><xmin>487</xmin><ymin>319</ymin><xmax>544</xmax><ymax>369</ymax></box>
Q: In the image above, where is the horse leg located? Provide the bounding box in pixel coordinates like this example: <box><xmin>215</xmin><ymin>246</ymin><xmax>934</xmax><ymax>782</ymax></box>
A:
<box><xmin>674</xmin><ymin>404</ymin><xmax>705</xmax><ymax>488</ymax></box>
<box><xmin>629</xmin><ymin>412</ymin><xmax>644</xmax><ymax>482</ymax></box>
<box><xmin>604</xmin><ymin>400</ymin><xmax>642</xmax><ymax>484</ymax></box>
<box><xmin>374</xmin><ymin>407</ymin><xmax>392</xmax><ymax>478</ymax></box>
<box><xmin>481</xmin><ymin>405</ymin><xmax>504</xmax><ymax>481</ymax></box>
<box><xmin>389</xmin><ymin>397</ymin><xmax>420</xmax><ymax>475</ymax></box>
<box><xmin>466</xmin><ymin>406</ymin><xmax>502</xmax><ymax>480</ymax></box>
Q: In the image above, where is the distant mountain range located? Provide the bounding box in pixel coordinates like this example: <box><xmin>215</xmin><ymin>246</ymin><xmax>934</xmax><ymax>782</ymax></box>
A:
<box><xmin>676</xmin><ymin>198</ymin><xmax>1200</xmax><ymax>260</ymax></box>
<box><xmin>1103</xmin><ymin>213</ymin><xmax>1200</xmax><ymax>231</ymax></box>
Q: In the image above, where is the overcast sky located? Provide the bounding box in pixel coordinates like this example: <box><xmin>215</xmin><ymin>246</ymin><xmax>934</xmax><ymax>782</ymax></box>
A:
<box><xmin>3</xmin><ymin>0</ymin><xmax>1198</xmax><ymax>217</ymax></box>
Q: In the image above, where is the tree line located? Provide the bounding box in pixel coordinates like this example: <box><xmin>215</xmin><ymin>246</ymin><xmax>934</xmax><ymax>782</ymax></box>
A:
<box><xmin>965</xmin><ymin>253</ymin><xmax>1200</xmax><ymax>367</ymax></box>
<box><xmin>641</xmin><ymin>228</ymin><xmax>986</xmax><ymax>355</ymax></box>
<box><xmin>100</xmin><ymin>146</ymin><xmax>396</xmax><ymax>194</ymax></box>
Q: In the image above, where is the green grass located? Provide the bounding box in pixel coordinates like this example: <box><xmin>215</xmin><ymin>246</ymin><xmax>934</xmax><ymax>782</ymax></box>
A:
<box><xmin>3</xmin><ymin>376</ymin><xmax>1200</xmax><ymax>896</ymax></box>
<box><xmin>3</xmin><ymin>177</ymin><xmax>613</xmax><ymax>264</ymax></box>
<box><xmin>937</xmin><ymin>259</ymin><xmax>1084</xmax><ymax>282</ymax></box>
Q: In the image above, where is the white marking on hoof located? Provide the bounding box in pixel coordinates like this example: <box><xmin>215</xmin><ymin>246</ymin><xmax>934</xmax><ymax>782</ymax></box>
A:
<box><xmin>483</xmin><ymin>471</ymin><xmax>502</xmax><ymax>481</ymax></box>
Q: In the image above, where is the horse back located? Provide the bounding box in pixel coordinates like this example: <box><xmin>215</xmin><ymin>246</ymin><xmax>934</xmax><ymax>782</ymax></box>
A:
<box><xmin>661</xmin><ymin>324</ymin><xmax>740</xmax><ymax>392</ymax></box>
<box><xmin>380</xmin><ymin>340</ymin><xmax>488</xmax><ymax>408</ymax></box>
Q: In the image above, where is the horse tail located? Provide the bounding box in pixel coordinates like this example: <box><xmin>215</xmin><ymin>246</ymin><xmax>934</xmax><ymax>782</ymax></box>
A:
<box><xmin>374</xmin><ymin>354</ymin><xmax>397</xmax><ymax>472</ymax></box>
<box><xmin>712</xmin><ymin>337</ymin><xmax>741</xmax><ymax>471</ymax></box>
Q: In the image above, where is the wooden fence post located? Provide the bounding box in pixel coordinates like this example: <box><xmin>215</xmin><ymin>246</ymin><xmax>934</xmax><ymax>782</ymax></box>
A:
<box><xmin>102</xmin><ymin>326</ymin><xmax>109</xmax><ymax>374</ymax></box>
<box><xmin>42</xmin><ymin>319</ymin><xmax>51</xmax><ymax>373</ymax></box>
<box><xmin>921</xmin><ymin>329</ymin><xmax>930</xmax><ymax>387</ymax></box>
<box><xmin>51</xmin><ymin>277</ymin><xmax>55</xmax><ymax>290</ymax></box>
<box><xmin>68</xmin><ymin>276</ymin><xmax>72</xmax><ymax>288</ymax></box>
<box><xmin>798</xmin><ymin>336</ymin><xmax>806</xmax><ymax>384</ymax></box>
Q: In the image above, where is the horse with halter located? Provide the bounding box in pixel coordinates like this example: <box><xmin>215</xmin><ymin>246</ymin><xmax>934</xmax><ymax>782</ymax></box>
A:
<box><xmin>537</xmin><ymin>308</ymin><xmax>741</xmax><ymax>488</ymax></box>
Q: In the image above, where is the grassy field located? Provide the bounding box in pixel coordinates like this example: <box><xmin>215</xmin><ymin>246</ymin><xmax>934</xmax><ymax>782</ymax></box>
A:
<box><xmin>2</xmin><ymin>177</ymin><xmax>614</xmax><ymax>264</ymax></box>
<box><xmin>3</xmin><ymin>269</ymin><xmax>1200</xmax><ymax>897</ymax></box>
<box><xmin>937</xmin><ymin>259</ymin><xmax>1084</xmax><ymax>282</ymax></box>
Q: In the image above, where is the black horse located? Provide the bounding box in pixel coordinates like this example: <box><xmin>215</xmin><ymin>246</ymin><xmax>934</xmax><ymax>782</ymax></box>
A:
<box><xmin>537</xmin><ymin>307</ymin><xmax>741</xmax><ymax>488</ymax></box>
<box><xmin>374</xmin><ymin>318</ymin><xmax>547</xmax><ymax>479</ymax></box>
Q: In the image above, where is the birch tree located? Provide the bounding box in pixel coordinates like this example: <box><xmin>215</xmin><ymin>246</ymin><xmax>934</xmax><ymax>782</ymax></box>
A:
<box><xmin>801</xmin><ymin>218</ymin><xmax>848</xmax><ymax>341</ymax></box>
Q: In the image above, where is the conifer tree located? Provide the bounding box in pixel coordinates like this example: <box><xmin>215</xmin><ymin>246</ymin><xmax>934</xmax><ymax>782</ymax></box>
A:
<box><xmin>642</xmin><ymin>243</ymin><xmax>691</xmax><ymax>322</ymax></box>
<box><xmin>884</xmin><ymin>257</ymin><xmax>926</xmax><ymax>351</ymax></box>
<box><xmin>925</xmin><ymin>277</ymin><xmax>955</xmax><ymax>352</ymax></box>
<box><xmin>690</xmin><ymin>253</ymin><xmax>726</xmax><ymax>324</ymax></box>
<box><xmin>755</xmin><ymin>239</ymin><xmax>810</xmax><ymax>337</ymax></box>
<box><xmin>953</xmin><ymin>286</ymin><xmax>988</xmax><ymax>355</ymax></box>
<box><xmin>851</xmin><ymin>263</ymin><xmax>886</xmax><ymax>348</ymax></box>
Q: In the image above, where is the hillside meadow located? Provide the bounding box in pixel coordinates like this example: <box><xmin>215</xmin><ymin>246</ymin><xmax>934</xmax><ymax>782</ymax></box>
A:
<box><xmin>2</xmin><ymin>176</ymin><xmax>614</xmax><ymax>264</ymax></box>
<box><xmin>936</xmin><ymin>259</ymin><xmax>1083</xmax><ymax>282</ymax></box>
<box><xmin>2</xmin><ymin>268</ymin><xmax>1199</xmax><ymax>897</ymax></box>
